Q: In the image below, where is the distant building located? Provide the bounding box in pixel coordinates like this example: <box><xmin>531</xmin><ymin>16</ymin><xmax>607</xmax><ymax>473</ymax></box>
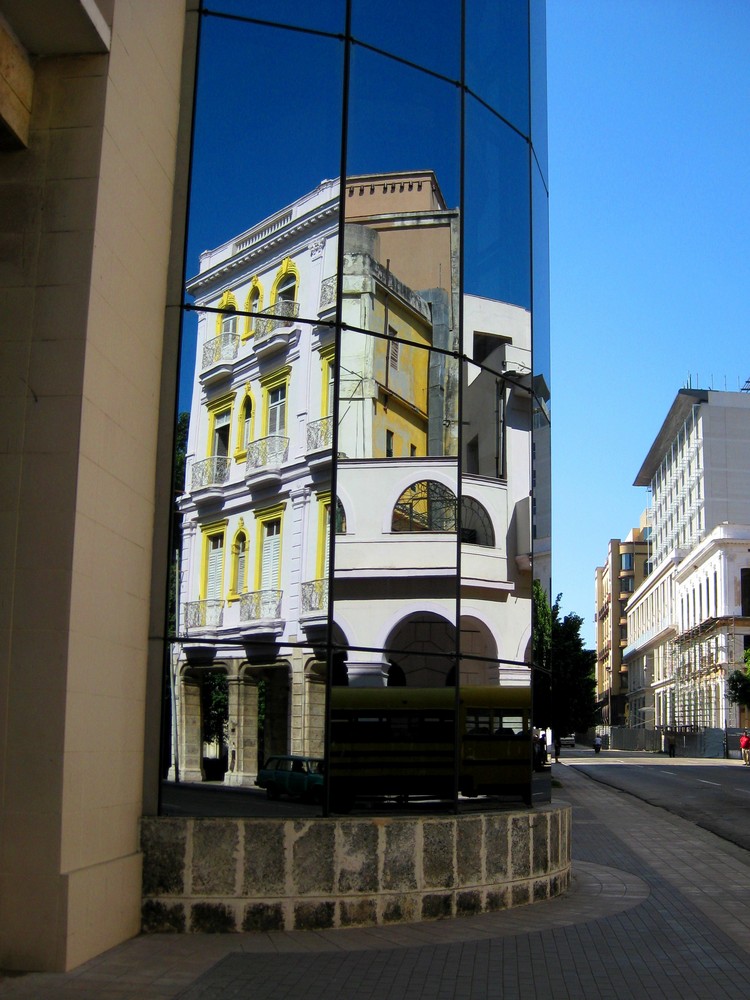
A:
<box><xmin>624</xmin><ymin>389</ymin><xmax>750</xmax><ymax>731</ymax></box>
<box><xmin>594</xmin><ymin>516</ymin><xmax>650</xmax><ymax>725</ymax></box>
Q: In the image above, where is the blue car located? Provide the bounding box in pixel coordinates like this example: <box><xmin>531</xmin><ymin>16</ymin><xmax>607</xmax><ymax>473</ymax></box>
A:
<box><xmin>256</xmin><ymin>755</ymin><xmax>324</xmax><ymax>803</ymax></box>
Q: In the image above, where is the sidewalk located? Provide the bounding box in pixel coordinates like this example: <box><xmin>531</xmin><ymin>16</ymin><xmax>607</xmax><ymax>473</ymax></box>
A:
<box><xmin>3</xmin><ymin>761</ymin><xmax>750</xmax><ymax>998</ymax></box>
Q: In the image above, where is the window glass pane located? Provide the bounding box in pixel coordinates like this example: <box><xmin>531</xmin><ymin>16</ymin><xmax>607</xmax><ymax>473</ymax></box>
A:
<box><xmin>347</xmin><ymin>46</ymin><xmax>460</xmax><ymax>209</ymax></box>
<box><xmin>466</xmin><ymin>0</ymin><xmax>530</xmax><ymax>134</ymax></box>
<box><xmin>351</xmin><ymin>0</ymin><xmax>461</xmax><ymax>80</ymax></box>
<box><xmin>204</xmin><ymin>0</ymin><xmax>346</xmax><ymax>36</ymax></box>
<box><xmin>464</xmin><ymin>98</ymin><xmax>530</xmax><ymax>306</ymax></box>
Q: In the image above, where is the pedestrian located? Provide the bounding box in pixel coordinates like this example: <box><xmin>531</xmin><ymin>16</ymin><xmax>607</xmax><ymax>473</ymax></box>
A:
<box><xmin>739</xmin><ymin>730</ymin><xmax>750</xmax><ymax>765</ymax></box>
<box><xmin>554</xmin><ymin>736</ymin><xmax>561</xmax><ymax>762</ymax></box>
<box><xmin>593</xmin><ymin>734</ymin><xmax>602</xmax><ymax>754</ymax></box>
<box><xmin>667</xmin><ymin>733</ymin><xmax>676</xmax><ymax>758</ymax></box>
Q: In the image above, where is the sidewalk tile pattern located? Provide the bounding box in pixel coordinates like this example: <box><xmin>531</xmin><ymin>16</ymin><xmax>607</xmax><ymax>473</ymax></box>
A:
<box><xmin>4</xmin><ymin>762</ymin><xmax>750</xmax><ymax>998</ymax></box>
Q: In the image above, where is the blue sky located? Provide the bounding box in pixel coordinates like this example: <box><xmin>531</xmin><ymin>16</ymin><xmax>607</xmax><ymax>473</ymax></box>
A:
<box><xmin>179</xmin><ymin>2</ymin><xmax>750</xmax><ymax>647</ymax></box>
<box><xmin>547</xmin><ymin>0</ymin><xmax>750</xmax><ymax>644</ymax></box>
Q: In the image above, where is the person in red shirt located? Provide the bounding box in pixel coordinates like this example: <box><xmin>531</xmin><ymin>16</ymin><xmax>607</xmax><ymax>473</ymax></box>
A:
<box><xmin>739</xmin><ymin>731</ymin><xmax>750</xmax><ymax>765</ymax></box>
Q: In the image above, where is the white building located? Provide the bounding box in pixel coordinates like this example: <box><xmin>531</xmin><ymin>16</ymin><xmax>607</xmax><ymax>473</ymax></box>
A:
<box><xmin>174</xmin><ymin>174</ymin><xmax>536</xmax><ymax>786</ymax></box>
<box><xmin>625</xmin><ymin>389</ymin><xmax>750</xmax><ymax>731</ymax></box>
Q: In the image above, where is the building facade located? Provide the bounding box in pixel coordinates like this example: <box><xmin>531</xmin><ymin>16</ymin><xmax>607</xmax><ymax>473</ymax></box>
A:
<box><xmin>173</xmin><ymin>172</ymin><xmax>538</xmax><ymax>786</ymax></box>
<box><xmin>594</xmin><ymin>517</ymin><xmax>650</xmax><ymax>726</ymax></box>
<box><xmin>624</xmin><ymin>389</ymin><xmax>750</xmax><ymax>732</ymax></box>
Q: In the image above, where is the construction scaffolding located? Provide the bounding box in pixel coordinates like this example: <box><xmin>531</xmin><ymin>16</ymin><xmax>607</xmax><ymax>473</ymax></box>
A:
<box><xmin>667</xmin><ymin>615</ymin><xmax>746</xmax><ymax>731</ymax></box>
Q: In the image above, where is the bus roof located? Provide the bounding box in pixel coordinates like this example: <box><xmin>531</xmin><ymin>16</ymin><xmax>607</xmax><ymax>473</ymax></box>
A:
<box><xmin>330</xmin><ymin>685</ymin><xmax>531</xmax><ymax>710</ymax></box>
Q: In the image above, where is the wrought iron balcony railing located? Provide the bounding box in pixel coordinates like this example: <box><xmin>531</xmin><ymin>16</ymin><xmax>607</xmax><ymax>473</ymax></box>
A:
<box><xmin>319</xmin><ymin>276</ymin><xmax>336</xmax><ymax>311</ymax></box>
<box><xmin>246</xmin><ymin>435</ymin><xmax>289</xmax><ymax>471</ymax></box>
<box><xmin>301</xmin><ymin>578</ymin><xmax>328</xmax><ymax>614</ymax></box>
<box><xmin>254</xmin><ymin>300</ymin><xmax>300</xmax><ymax>342</ymax></box>
<box><xmin>190</xmin><ymin>456</ymin><xmax>231</xmax><ymax>491</ymax></box>
<box><xmin>306</xmin><ymin>416</ymin><xmax>332</xmax><ymax>452</ymax></box>
<box><xmin>184</xmin><ymin>599</ymin><xmax>224</xmax><ymax>629</ymax></box>
<box><xmin>240</xmin><ymin>589</ymin><xmax>282</xmax><ymax>622</ymax></box>
<box><xmin>201</xmin><ymin>331</ymin><xmax>239</xmax><ymax>370</ymax></box>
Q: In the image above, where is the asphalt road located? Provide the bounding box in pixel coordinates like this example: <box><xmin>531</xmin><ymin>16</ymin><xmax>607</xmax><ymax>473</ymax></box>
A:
<box><xmin>563</xmin><ymin>747</ymin><xmax>750</xmax><ymax>853</ymax></box>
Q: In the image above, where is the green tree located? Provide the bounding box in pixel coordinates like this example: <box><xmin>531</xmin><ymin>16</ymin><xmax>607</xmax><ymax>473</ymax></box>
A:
<box><xmin>533</xmin><ymin>584</ymin><xmax>596</xmax><ymax>735</ymax></box>
<box><xmin>727</xmin><ymin>649</ymin><xmax>750</xmax><ymax>708</ymax></box>
<box><xmin>532</xmin><ymin>580</ymin><xmax>553</xmax><ymax>726</ymax></box>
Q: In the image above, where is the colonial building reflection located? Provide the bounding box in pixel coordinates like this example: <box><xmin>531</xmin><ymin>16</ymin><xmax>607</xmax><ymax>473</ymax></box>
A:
<box><xmin>174</xmin><ymin>172</ymin><xmax>536</xmax><ymax>786</ymax></box>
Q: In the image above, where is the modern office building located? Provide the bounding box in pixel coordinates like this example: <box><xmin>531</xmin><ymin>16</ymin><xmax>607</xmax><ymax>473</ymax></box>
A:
<box><xmin>0</xmin><ymin>0</ymin><xmax>553</xmax><ymax>973</ymax></box>
<box><xmin>594</xmin><ymin>516</ymin><xmax>650</xmax><ymax>726</ymax></box>
<box><xmin>624</xmin><ymin>389</ymin><xmax>750</xmax><ymax>732</ymax></box>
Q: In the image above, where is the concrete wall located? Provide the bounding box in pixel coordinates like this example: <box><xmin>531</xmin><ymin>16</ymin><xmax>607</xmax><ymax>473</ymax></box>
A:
<box><xmin>141</xmin><ymin>805</ymin><xmax>571</xmax><ymax>933</ymax></box>
<box><xmin>0</xmin><ymin>0</ymin><xmax>188</xmax><ymax>972</ymax></box>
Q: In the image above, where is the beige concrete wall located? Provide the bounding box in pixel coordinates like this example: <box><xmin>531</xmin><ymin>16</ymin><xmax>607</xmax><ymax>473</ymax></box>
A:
<box><xmin>0</xmin><ymin>0</ymin><xmax>186</xmax><ymax>972</ymax></box>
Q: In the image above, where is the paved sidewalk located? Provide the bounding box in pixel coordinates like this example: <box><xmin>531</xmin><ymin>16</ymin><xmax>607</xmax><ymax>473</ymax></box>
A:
<box><xmin>3</xmin><ymin>761</ymin><xmax>750</xmax><ymax>998</ymax></box>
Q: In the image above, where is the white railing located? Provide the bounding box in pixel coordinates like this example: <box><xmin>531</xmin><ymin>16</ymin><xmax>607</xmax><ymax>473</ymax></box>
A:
<box><xmin>306</xmin><ymin>416</ymin><xmax>332</xmax><ymax>452</ymax></box>
<box><xmin>240</xmin><ymin>590</ymin><xmax>282</xmax><ymax>621</ymax></box>
<box><xmin>190</xmin><ymin>456</ymin><xmax>231</xmax><ymax>490</ymax></box>
<box><xmin>201</xmin><ymin>332</ymin><xmax>239</xmax><ymax>370</ymax></box>
<box><xmin>301</xmin><ymin>579</ymin><xmax>328</xmax><ymax>614</ymax></box>
<box><xmin>254</xmin><ymin>300</ymin><xmax>300</xmax><ymax>342</ymax></box>
<box><xmin>184</xmin><ymin>600</ymin><xmax>224</xmax><ymax>629</ymax></box>
<box><xmin>246</xmin><ymin>436</ymin><xmax>289</xmax><ymax>471</ymax></box>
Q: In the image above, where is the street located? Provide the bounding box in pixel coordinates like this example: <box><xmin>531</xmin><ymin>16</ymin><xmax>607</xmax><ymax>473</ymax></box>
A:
<box><xmin>561</xmin><ymin>746</ymin><xmax>750</xmax><ymax>852</ymax></box>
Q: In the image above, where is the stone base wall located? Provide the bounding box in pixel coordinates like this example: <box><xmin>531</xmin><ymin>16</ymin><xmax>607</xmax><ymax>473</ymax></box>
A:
<box><xmin>141</xmin><ymin>805</ymin><xmax>571</xmax><ymax>934</ymax></box>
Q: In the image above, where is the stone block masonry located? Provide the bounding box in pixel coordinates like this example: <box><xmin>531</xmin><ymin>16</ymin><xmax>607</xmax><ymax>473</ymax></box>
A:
<box><xmin>141</xmin><ymin>805</ymin><xmax>571</xmax><ymax>933</ymax></box>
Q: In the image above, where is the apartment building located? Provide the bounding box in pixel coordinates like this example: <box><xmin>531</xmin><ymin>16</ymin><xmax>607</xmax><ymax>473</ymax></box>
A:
<box><xmin>594</xmin><ymin>517</ymin><xmax>650</xmax><ymax>725</ymax></box>
<box><xmin>624</xmin><ymin>389</ymin><xmax>750</xmax><ymax>730</ymax></box>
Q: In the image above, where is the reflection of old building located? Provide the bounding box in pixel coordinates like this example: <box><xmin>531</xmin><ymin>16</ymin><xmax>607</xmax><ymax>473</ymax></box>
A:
<box><xmin>175</xmin><ymin>172</ymin><xmax>535</xmax><ymax>785</ymax></box>
<box><xmin>624</xmin><ymin>389</ymin><xmax>750</xmax><ymax>732</ymax></box>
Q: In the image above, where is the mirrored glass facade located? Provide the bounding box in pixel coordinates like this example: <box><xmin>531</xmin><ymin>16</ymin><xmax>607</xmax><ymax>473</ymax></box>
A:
<box><xmin>163</xmin><ymin>0</ymin><xmax>550</xmax><ymax>816</ymax></box>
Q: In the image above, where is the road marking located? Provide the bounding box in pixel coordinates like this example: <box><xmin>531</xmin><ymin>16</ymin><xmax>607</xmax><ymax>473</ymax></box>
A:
<box><xmin>697</xmin><ymin>779</ymin><xmax>720</xmax><ymax>786</ymax></box>
<box><xmin>733</xmin><ymin>788</ymin><xmax>750</xmax><ymax>795</ymax></box>
<box><xmin>659</xmin><ymin>770</ymin><xmax>677</xmax><ymax>776</ymax></box>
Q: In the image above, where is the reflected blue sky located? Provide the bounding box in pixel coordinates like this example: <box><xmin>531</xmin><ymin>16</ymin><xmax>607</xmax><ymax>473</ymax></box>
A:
<box><xmin>180</xmin><ymin>2</ymin><xmax>545</xmax><ymax>413</ymax></box>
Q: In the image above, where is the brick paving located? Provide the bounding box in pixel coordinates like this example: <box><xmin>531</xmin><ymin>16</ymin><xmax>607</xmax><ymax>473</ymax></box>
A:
<box><xmin>3</xmin><ymin>759</ymin><xmax>750</xmax><ymax>998</ymax></box>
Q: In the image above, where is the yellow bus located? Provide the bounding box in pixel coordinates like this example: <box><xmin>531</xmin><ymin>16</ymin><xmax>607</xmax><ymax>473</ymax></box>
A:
<box><xmin>329</xmin><ymin>685</ymin><xmax>532</xmax><ymax>808</ymax></box>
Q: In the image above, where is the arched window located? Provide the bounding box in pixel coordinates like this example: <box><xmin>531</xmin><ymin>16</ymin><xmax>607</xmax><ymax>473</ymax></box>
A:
<box><xmin>335</xmin><ymin>498</ymin><xmax>346</xmax><ymax>534</ymax></box>
<box><xmin>245</xmin><ymin>279</ymin><xmax>263</xmax><ymax>338</ymax></box>
<box><xmin>230</xmin><ymin>530</ymin><xmax>247</xmax><ymax>596</ymax></box>
<box><xmin>215</xmin><ymin>290</ymin><xmax>238</xmax><ymax>335</ymax></box>
<box><xmin>271</xmin><ymin>258</ymin><xmax>299</xmax><ymax>307</ymax></box>
<box><xmin>460</xmin><ymin>496</ymin><xmax>495</xmax><ymax>547</ymax></box>
<box><xmin>391</xmin><ymin>481</ymin><xmax>457</xmax><ymax>532</ymax></box>
<box><xmin>236</xmin><ymin>394</ymin><xmax>253</xmax><ymax>454</ymax></box>
<box><xmin>221</xmin><ymin>308</ymin><xmax>237</xmax><ymax>336</ymax></box>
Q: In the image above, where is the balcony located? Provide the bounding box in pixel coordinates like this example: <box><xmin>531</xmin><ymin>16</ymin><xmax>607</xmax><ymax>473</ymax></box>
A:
<box><xmin>200</xmin><ymin>332</ymin><xmax>239</xmax><ymax>384</ymax></box>
<box><xmin>239</xmin><ymin>589</ymin><xmax>283</xmax><ymax>638</ymax></box>
<box><xmin>319</xmin><ymin>276</ymin><xmax>336</xmax><ymax>317</ymax></box>
<box><xmin>190</xmin><ymin>456</ymin><xmax>231</xmax><ymax>503</ymax></box>
<box><xmin>300</xmin><ymin>578</ymin><xmax>329</xmax><ymax>639</ymax></box>
<box><xmin>245</xmin><ymin>435</ymin><xmax>289</xmax><ymax>489</ymax></box>
<box><xmin>306</xmin><ymin>416</ymin><xmax>333</xmax><ymax>469</ymax></box>
<box><xmin>184</xmin><ymin>599</ymin><xmax>224</xmax><ymax>631</ymax></box>
<box><xmin>253</xmin><ymin>301</ymin><xmax>300</xmax><ymax>356</ymax></box>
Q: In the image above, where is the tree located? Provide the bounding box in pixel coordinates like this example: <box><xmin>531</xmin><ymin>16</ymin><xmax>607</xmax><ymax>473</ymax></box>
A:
<box><xmin>727</xmin><ymin>649</ymin><xmax>750</xmax><ymax>708</ymax></box>
<box><xmin>533</xmin><ymin>584</ymin><xmax>596</xmax><ymax>735</ymax></box>
<box><xmin>532</xmin><ymin>580</ymin><xmax>553</xmax><ymax>727</ymax></box>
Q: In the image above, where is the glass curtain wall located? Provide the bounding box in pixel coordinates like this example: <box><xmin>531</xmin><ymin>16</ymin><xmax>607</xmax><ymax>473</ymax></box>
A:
<box><xmin>163</xmin><ymin>0</ymin><xmax>549</xmax><ymax>816</ymax></box>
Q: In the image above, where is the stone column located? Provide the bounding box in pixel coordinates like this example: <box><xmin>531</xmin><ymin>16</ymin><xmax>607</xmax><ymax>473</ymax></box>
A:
<box><xmin>179</xmin><ymin>674</ymin><xmax>205</xmax><ymax>783</ymax></box>
<box><xmin>305</xmin><ymin>670</ymin><xmax>326</xmax><ymax>757</ymax></box>
<box><xmin>224</xmin><ymin>675</ymin><xmax>259</xmax><ymax>786</ymax></box>
<box><xmin>345</xmin><ymin>652</ymin><xmax>389</xmax><ymax>687</ymax></box>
